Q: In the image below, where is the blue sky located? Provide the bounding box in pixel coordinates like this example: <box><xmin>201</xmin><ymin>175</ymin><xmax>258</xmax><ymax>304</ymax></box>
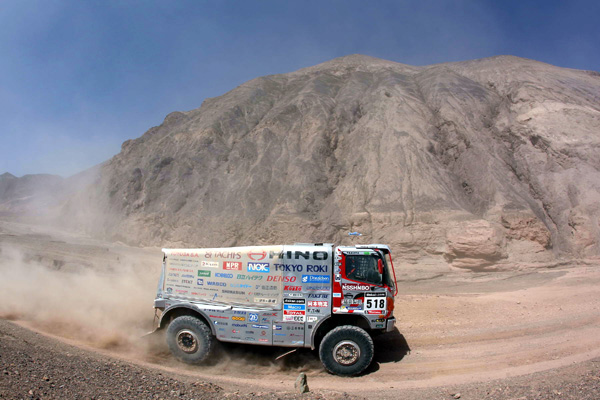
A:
<box><xmin>1</xmin><ymin>0</ymin><xmax>599</xmax><ymax>177</ymax></box>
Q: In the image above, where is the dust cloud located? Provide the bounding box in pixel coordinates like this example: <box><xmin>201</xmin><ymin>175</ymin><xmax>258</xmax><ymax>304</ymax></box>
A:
<box><xmin>0</xmin><ymin>244</ymin><xmax>157</xmax><ymax>351</ymax></box>
<box><xmin>0</xmin><ymin>240</ymin><xmax>323</xmax><ymax>375</ymax></box>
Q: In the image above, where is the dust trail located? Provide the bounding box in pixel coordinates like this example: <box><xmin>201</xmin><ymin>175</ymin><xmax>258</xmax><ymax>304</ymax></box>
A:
<box><xmin>0</xmin><ymin>244</ymin><xmax>157</xmax><ymax>351</ymax></box>
<box><xmin>0</xmin><ymin>242</ymin><xmax>324</xmax><ymax>375</ymax></box>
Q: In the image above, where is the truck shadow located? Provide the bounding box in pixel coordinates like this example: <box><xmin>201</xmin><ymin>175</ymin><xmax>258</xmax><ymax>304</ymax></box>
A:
<box><xmin>364</xmin><ymin>328</ymin><xmax>410</xmax><ymax>374</ymax></box>
<box><xmin>145</xmin><ymin>328</ymin><xmax>410</xmax><ymax>375</ymax></box>
<box><xmin>204</xmin><ymin>328</ymin><xmax>410</xmax><ymax>375</ymax></box>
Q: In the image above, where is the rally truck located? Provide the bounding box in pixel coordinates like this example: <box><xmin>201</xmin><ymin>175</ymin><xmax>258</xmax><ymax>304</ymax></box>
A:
<box><xmin>152</xmin><ymin>243</ymin><xmax>397</xmax><ymax>376</ymax></box>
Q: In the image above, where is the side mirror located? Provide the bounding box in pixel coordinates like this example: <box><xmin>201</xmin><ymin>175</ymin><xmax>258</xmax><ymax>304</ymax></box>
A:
<box><xmin>377</xmin><ymin>259</ymin><xmax>383</xmax><ymax>274</ymax></box>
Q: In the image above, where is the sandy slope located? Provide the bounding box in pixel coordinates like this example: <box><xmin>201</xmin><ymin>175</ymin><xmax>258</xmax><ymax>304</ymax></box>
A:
<box><xmin>2</xmin><ymin>220</ymin><xmax>600</xmax><ymax>399</ymax></box>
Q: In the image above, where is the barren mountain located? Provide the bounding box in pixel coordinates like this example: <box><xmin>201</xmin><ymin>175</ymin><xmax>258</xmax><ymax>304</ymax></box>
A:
<box><xmin>6</xmin><ymin>55</ymin><xmax>600</xmax><ymax>269</ymax></box>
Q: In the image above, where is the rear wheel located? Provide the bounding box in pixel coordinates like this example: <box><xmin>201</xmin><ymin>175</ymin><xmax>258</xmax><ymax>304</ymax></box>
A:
<box><xmin>166</xmin><ymin>316</ymin><xmax>213</xmax><ymax>364</ymax></box>
<box><xmin>319</xmin><ymin>325</ymin><xmax>374</xmax><ymax>376</ymax></box>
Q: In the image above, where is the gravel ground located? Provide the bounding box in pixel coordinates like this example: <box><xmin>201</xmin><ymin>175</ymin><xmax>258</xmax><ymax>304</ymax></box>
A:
<box><xmin>0</xmin><ymin>320</ymin><xmax>356</xmax><ymax>400</ymax></box>
<box><xmin>2</xmin><ymin>319</ymin><xmax>600</xmax><ymax>400</ymax></box>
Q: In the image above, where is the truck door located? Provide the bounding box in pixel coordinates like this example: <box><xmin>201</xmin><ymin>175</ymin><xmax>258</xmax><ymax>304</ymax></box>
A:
<box><xmin>333</xmin><ymin>249</ymin><xmax>390</xmax><ymax>317</ymax></box>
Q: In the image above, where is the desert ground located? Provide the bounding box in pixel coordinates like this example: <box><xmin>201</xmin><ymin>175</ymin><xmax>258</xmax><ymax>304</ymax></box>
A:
<box><xmin>1</xmin><ymin>219</ymin><xmax>600</xmax><ymax>399</ymax></box>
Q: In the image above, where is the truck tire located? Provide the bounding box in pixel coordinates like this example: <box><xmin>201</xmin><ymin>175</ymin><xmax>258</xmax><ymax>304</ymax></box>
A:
<box><xmin>319</xmin><ymin>325</ymin><xmax>374</xmax><ymax>376</ymax></box>
<box><xmin>166</xmin><ymin>316</ymin><xmax>213</xmax><ymax>364</ymax></box>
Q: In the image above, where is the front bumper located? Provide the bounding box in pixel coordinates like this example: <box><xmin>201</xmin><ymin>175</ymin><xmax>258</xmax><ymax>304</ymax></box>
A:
<box><xmin>386</xmin><ymin>317</ymin><xmax>396</xmax><ymax>333</ymax></box>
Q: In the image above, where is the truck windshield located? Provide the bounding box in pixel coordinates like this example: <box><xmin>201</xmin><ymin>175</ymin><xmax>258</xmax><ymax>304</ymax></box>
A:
<box><xmin>346</xmin><ymin>254</ymin><xmax>383</xmax><ymax>285</ymax></box>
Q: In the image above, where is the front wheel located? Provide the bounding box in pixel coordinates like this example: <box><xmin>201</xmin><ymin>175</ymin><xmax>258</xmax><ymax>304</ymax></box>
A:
<box><xmin>166</xmin><ymin>316</ymin><xmax>213</xmax><ymax>364</ymax></box>
<box><xmin>319</xmin><ymin>325</ymin><xmax>374</xmax><ymax>376</ymax></box>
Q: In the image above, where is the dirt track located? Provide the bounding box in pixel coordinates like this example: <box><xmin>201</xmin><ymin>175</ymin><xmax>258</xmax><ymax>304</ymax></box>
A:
<box><xmin>2</xmin><ymin>220</ymin><xmax>600</xmax><ymax>399</ymax></box>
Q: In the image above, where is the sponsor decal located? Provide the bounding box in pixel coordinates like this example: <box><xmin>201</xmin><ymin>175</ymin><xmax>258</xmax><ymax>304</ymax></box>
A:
<box><xmin>284</xmin><ymin>304</ymin><xmax>305</xmax><ymax>311</ymax></box>
<box><xmin>306</xmin><ymin>264</ymin><xmax>328</xmax><ymax>273</ymax></box>
<box><xmin>306</xmin><ymin>285</ymin><xmax>330</xmax><ymax>291</ymax></box>
<box><xmin>375</xmin><ymin>324</ymin><xmax>384</xmax><ymax>328</ymax></box>
<box><xmin>213</xmin><ymin>321</ymin><xmax>228</xmax><ymax>326</ymax></box>
<box><xmin>256</xmin><ymin>285</ymin><xmax>278</xmax><ymax>291</ymax></box>
<box><xmin>285</xmin><ymin>293</ymin><xmax>303</xmax><ymax>298</ymax></box>
<box><xmin>334</xmin><ymin>274</ymin><xmax>341</xmax><ymax>281</ymax></box>
<box><xmin>367</xmin><ymin>310</ymin><xmax>384</xmax><ymax>314</ymax></box>
<box><xmin>261</xmin><ymin>312</ymin><xmax>278</xmax><ymax>317</ymax></box>
<box><xmin>207</xmin><ymin>281</ymin><xmax>226</xmax><ymax>287</ymax></box>
<box><xmin>252</xmin><ymin>324</ymin><xmax>269</xmax><ymax>329</ymax></box>
<box><xmin>342</xmin><ymin>284</ymin><xmax>371</xmax><ymax>291</ymax></box>
<box><xmin>274</xmin><ymin>333</ymin><xmax>286</xmax><ymax>336</ymax></box>
<box><xmin>283</xmin><ymin>314</ymin><xmax>305</xmax><ymax>322</ymax></box>
<box><xmin>232</xmin><ymin>323</ymin><xmax>247</xmax><ymax>327</ymax></box>
<box><xmin>245</xmin><ymin>337</ymin><xmax>257</xmax><ymax>341</ymax></box>
<box><xmin>232</xmin><ymin>316</ymin><xmax>246</xmax><ymax>321</ymax></box>
<box><xmin>170</xmin><ymin>251</ymin><xmax>202</xmax><ymax>258</ymax></box>
<box><xmin>167</xmin><ymin>267</ymin><xmax>195</xmax><ymax>273</ymax></box>
<box><xmin>365</xmin><ymin>292</ymin><xmax>387</xmax><ymax>297</ymax></box>
<box><xmin>175</xmin><ymin>289</ymin><xmax>188</xmax><ymax>294</ymax></box>
<box><xmin>284</xmin><ymin>310</ymin><xmax>305</xmax><ymax>316</ymax></box>
<box><xmin>333</xmin><ymin>292</ymin><xmax>341</xmax><ymax>298</ymax></box>
<box><xmin>216</xmin><ymin>272</ymin><xmax>234</xmax><ymax>278</ymax></box>
<box><xmin>302</xmin><ymin>275</ymin><xmax>331</xmax><ymax>283</ymax></box>
<box><xmin>266</xmin><ymin>275</ymin><xmax>296</xmax><ymax>282</ymax></box>
<box><xmin>261</xmin><ymin>331</ymin><xmax>266</xmax><ymax>336</ymax></box>
<box><xmin>222</xmin><ymin>289</ymin><xmax>245</xmax><ymax>295</ymax></box>
<box><xmin>284</xmin><ymin>285</ymin><xmax>302</xmax><ymax>291</ymax></box>
<box><xmin>181</xmin><ymin>274</ymin><xmax>194</xmax><ymax>278</ymax></box>
<box><xmin>365</xmin><ymin>296</ymin><xmax>386</xmax><ymax>311</ymax></box>
<box><xmin>284</xmin><ymin>325</ymin><xmax>303</xmax><ymax>331</ymax></box>
<box><xmin>248</xmin><ymin>313</ymin><xmax>259</xmax><ymax>322</ymax></box>
<box><xmin>247</xmin><ymin>262</ymin><xmax>270</xmax><ymax>273</ymax></box>
<box><xmin>233</xmin><ymin>310</ymin><xmax>246</xmax><ymax>315</ymax></box>
<box><xmin>273</xmin><ymin>325</ymin><xmax>282</xmax><ymax>330</ymax></box>
<box><xmin>274</xmin><ymin>264</ymin><xmax>303</xmax><ymax>272</ymax></box>
<box><xmin>284</xmin><ymin>298</ymin><xmax>305</xmax><ymax>304</ymax></box>
<box><xmin>307</xmin><ymin>301</ymin><xmax>328</xmax><ymax>307</ymax></box>
<box><xmin>308</xmin><ymin>294</ymin><xmax>329</xmax><ymax>299</ymax></box>
<box><xmin>166</xmin><ymin>287</ymin><xmax>173</xmax><ymax>293</ymax></box>
<box><xmin>201</xmin><ymin>260</ymin><xmax>219</xmax><ymax>269</ymax></box>
<box><xmin>236</xmin><ymin>274</ymin><xmax>263</xmax><ymax>281</ymax></box>
<box><xmin>197</xmin><ymin>270</ymin><xmax>211</xmax><ymax>277</ymax></box>
<box><xmin>230</xmin><ymin>283</ymin><xmax>251</xmax><ymax>288</ymax></box>
<box><xmin>254</xmin><ymin>298</ymin><xmax>277</xmax><ymax>304</ymax></box>
<box><xmin>248</xmin><ymin>250</ymin><xmax>267</xmax><ymax>261</ymax></box>
<box><xmin>181</xmin><ymin>279</ymin><xmax>193</xmax><ymax>284</ymax></box>
<box><xmin>204</xmin><ymin>251</ymin><xmax>241</xmax><ymax>259</ymax></box>
<box><xmin>291</xmin><ymin>340</ymin><xmax>304</xmax><ymax>345</ymax></box>
<box><xmin>307</xmin><ymin>316</ymin><xmax>318</xmax><ymax>322</ymax></box>
<box><xmin>210</xmin><ymin>315</ymin><xmax>228</xmax><ymax>319</ymax></box>
<box><xmin>223</xmin><ymin>261</ymin><xmax>242</xmax><ymax>271</ymax></box>
<box><xmin>168</xmin><ymin>272</ymin><xmax>180</xmax><ymax>277</ymax></box>
<box><xmin>259</xmin><ymin>338</ymin><xmax>269</xmax><ymax>342</ymax></box>
<box><xmin>231</xmin><ymin>329</ymin><xmax>239</xmax><ymax>334</ymax></box>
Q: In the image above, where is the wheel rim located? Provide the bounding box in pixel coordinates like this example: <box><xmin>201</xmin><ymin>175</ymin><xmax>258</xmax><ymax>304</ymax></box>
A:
<box><xmin>333</xmin><ymin>340</ymin><xmax>361</xmax><ymax>366</ymax></box>
<box><xmin>176</xmin><ymin>329</ymin><xmax>199</xmax><ymax>354</ymax></box>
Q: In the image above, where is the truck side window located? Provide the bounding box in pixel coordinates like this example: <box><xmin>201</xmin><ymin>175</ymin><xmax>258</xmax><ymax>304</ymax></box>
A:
<box><xmin>345</xmin><ymin>255</ymin><xmax>382</xmax><ymax>285</ymax></box>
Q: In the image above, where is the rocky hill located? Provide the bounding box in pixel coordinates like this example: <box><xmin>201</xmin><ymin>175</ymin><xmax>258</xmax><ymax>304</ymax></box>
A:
<box><xmin>6</xmin><ymin>55</ymin><xmax>600</xmax><ymax>270</ymax></box>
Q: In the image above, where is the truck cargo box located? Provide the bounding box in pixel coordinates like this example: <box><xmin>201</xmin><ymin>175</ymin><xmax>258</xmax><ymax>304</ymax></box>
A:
<box><xmin>162</xmin><ymin>245</ymin><xmax>285</xmax><ymax>309</ymax></box>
